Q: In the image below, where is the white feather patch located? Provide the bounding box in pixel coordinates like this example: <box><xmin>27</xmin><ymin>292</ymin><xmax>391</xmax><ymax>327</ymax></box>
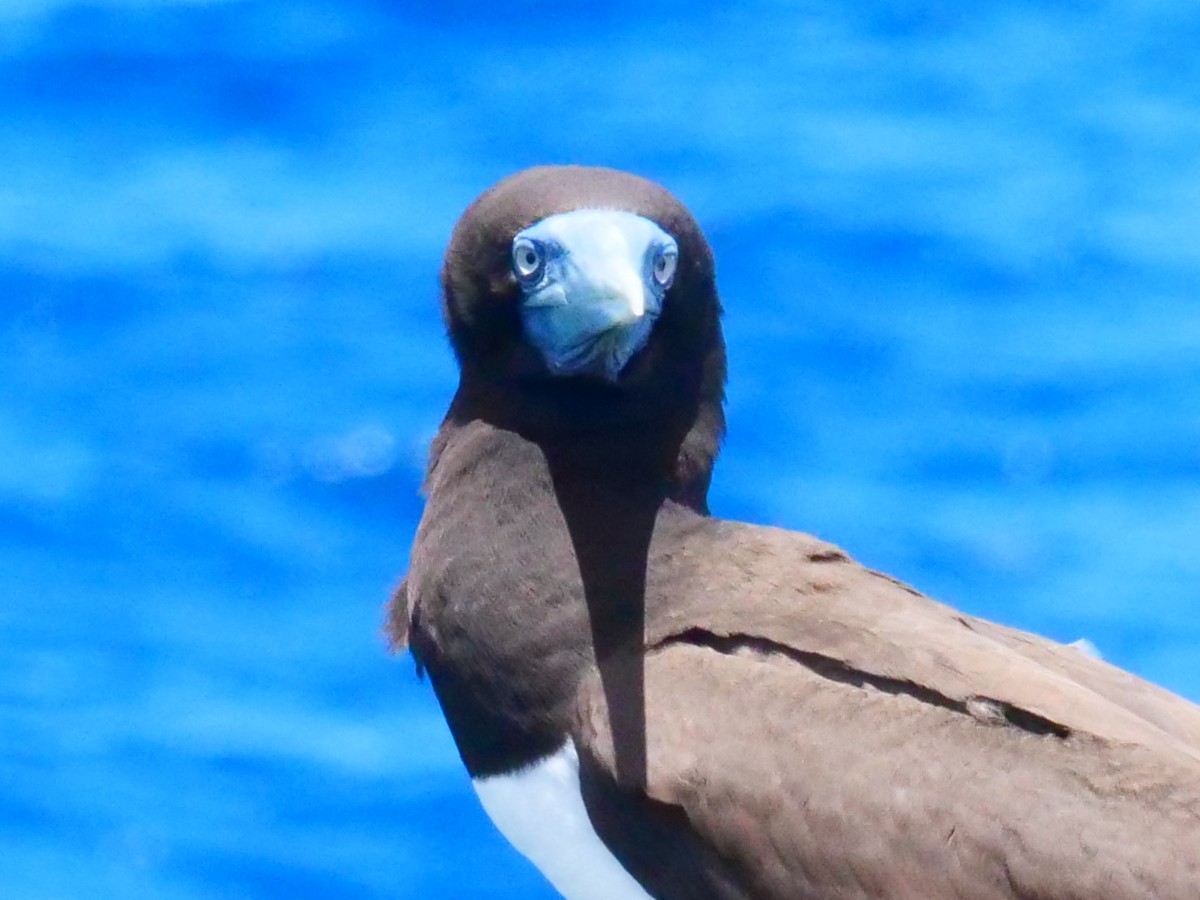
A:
<box><xmin>472</xmin><ymin>743</ymin><xmax>651</xmax><ymax>900</ymax></box>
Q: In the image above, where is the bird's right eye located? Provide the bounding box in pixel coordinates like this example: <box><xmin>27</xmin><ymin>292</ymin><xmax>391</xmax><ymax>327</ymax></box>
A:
<box><xmin>512</xmin><ymin>238</ymin><xmax>545</xmax><ymax>283</ymax></box>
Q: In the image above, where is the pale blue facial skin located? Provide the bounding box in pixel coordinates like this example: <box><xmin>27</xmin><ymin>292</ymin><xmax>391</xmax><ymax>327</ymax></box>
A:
<box><xmin>512</xmin><ymin>209</ymin><xmax>678</xmax><ymax>382</ymax></box>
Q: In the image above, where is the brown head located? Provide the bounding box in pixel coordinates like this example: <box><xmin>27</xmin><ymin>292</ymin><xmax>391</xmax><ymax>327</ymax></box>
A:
<box><xmin>438</xmin><ymin>165</ymin><xmax>726</xmax><ymax>509</ymax></box>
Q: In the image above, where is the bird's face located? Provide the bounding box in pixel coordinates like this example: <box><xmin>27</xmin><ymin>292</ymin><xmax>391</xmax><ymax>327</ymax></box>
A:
<box><xmin>511</xmin><ymin>210</ymin><xmax>679</xmax><ymax>382</ymax></box>
<box><xmin>440</xmin><ymin>166</ymin><xmax>723</xmax><ymax>420</ymax></box>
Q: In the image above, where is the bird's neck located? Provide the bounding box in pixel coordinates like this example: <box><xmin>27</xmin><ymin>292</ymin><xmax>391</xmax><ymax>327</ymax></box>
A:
<box><xmin>440</xmin><ymin>373</ymin><xmax>723</xmax><ymax>513</ymax></box>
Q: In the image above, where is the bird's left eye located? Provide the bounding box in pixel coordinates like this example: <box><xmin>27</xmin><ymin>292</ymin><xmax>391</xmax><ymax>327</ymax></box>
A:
<box><xmin>512</xmin><ymin>237</ymin><xmax>545</xmax><ymax>283</ymax></box>
<box><xmin>651</xmin><ymin>245</ymin><xmax>677</xmax><ymax>289</ymax></box>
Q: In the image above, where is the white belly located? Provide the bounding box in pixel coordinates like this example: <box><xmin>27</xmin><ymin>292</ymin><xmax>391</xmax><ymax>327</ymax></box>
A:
<box><xmin>471</xmin><ymin>743</ymin><xmax>653</xmax><ymax>900</ymax></box>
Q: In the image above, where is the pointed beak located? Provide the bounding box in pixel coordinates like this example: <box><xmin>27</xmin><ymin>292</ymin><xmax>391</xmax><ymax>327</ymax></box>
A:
<box><xmin>575</xmin><ymin>263</ymin><xmax>647</xmax><ymax>327</ymax></box>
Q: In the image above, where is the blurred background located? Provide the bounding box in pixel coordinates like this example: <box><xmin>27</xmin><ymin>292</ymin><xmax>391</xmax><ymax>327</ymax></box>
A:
<box><xmin>3</xmin><ymin>1</ymin><xmax>1199</xmax><ymax>896</ymax></box>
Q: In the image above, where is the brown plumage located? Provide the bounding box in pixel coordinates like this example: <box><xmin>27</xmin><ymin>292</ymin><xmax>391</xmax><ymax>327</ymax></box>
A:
<box><xmin>389</xmin><ymin>165</ymin><xmax>1200</xmax><ymax>898</ymax></box>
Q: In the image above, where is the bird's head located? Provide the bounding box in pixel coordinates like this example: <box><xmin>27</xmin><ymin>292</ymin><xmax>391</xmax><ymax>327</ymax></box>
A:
<box><xmin>438</xmin><ymin>165</ymin><xmax>726</xmax><ymax>505</ymax></box>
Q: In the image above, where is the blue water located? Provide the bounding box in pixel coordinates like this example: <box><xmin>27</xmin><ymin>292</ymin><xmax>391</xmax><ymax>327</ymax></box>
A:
<box><xmin>3</xmin><ymin>2</ymin><xmax>1199</xmax><ymax>896</ymax></box>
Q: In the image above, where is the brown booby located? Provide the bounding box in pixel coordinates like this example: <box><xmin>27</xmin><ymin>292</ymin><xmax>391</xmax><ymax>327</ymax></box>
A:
<box><xmin>388</xmin><ymin>165</ymin><xmax>1200</xmax><ymax>899</ymax></box>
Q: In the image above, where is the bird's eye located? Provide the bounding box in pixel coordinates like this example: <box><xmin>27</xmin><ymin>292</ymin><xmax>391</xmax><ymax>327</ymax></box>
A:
<box><xmin>651</xmin><ymin>245</ymin><xmax>678</xmax><ymax>289</ymax></box>
<box><xmin>512</xmin><ymin>237</ymin><xmax>545</xmax><ymax>283</ymax></box>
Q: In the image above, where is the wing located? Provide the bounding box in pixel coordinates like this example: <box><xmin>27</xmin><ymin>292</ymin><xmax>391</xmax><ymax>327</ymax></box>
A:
<box><xmin>571</xmin><ymin>520</ymin><xmax>1200</xmax><ymax>900</ymax></box>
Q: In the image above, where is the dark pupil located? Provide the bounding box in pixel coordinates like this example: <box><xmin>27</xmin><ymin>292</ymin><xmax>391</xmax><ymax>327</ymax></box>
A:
<box><xmin>523</xmin><ymin>250</ymin><xmax>536</xmax><ymax>268</ymax></box>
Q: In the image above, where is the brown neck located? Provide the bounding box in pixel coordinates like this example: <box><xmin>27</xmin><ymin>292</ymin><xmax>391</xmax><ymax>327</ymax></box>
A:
<box><xmin>444</xmin><ymin>345</ymin><xmax>725</xmax><ymax>513</ymax></box>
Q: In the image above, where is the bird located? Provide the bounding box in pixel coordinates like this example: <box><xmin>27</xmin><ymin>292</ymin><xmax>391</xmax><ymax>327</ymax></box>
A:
<box><xmin>388</xmin><ymin>164</ymin><xmax>1200</xmax><ymax>899</ymax></box>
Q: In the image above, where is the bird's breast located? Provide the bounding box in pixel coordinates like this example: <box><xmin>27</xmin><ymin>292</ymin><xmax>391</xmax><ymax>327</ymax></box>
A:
<box><xmin>472</xmin><ymin>742</ymin><xmax>652</xmax><ymax>900</ymax></box>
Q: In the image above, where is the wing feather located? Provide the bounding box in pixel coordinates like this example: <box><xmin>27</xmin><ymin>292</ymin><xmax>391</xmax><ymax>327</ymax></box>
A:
<box><xmin>576</xmin><ymin>640</ymin><xmax>1200</xmax><ymax>900</ymax></box>
<box><xmin>571</xmin><ymin>518</ymin><xmax>1200</xmax><ymax>899</ymax></box>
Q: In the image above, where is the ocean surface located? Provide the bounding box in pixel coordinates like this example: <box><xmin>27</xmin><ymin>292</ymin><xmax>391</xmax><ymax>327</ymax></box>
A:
<box><xmin>3</xmin><ymin>1</ymin><xmax>1199</xmax><ymax>896</ymax></box>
